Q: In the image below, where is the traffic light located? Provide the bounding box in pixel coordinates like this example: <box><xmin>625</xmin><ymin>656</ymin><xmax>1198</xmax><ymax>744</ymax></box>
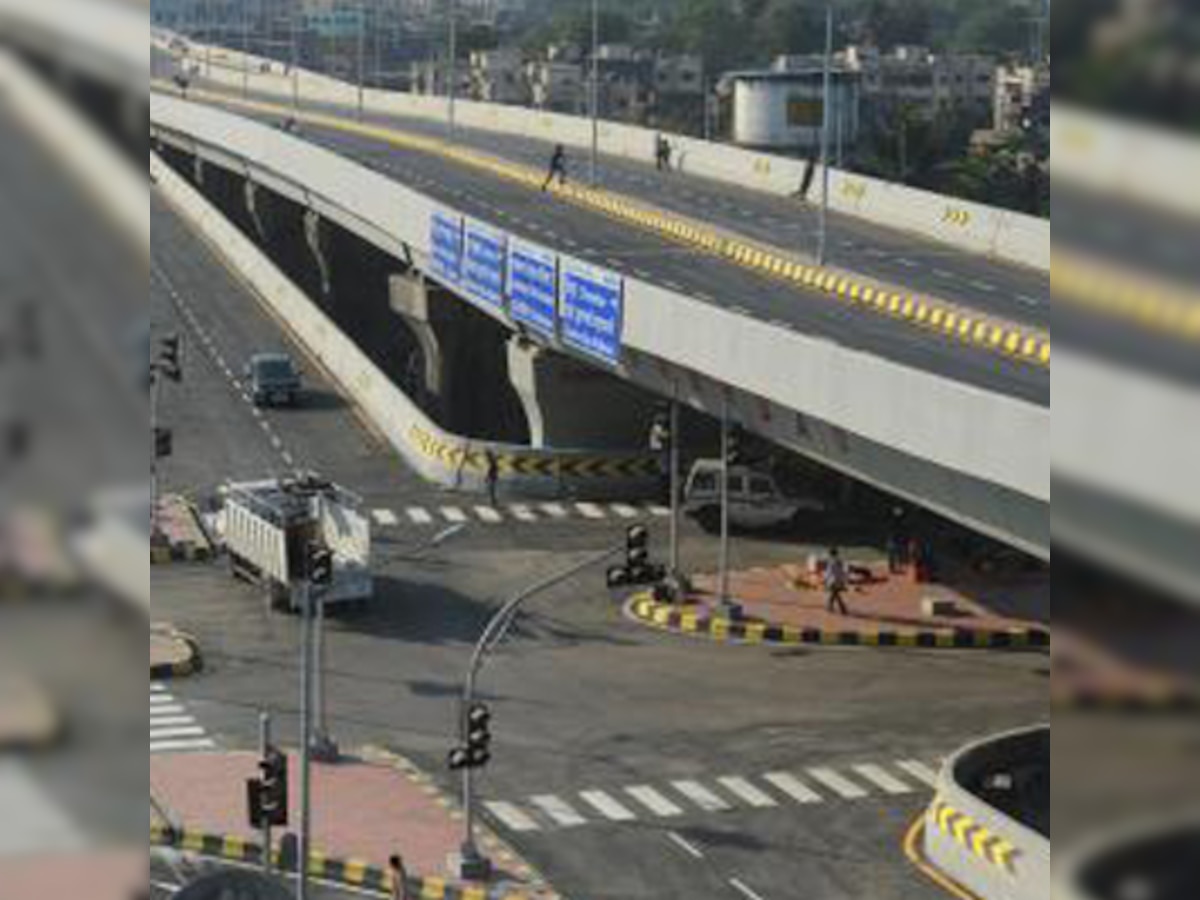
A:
<box><xmin>648</xmin><ymin>404</ymin><xmax>672</xmax><ymax>452</ymax></box>
<box><xmin>307</xmin><ymin>544</ymin><xmax>334</xmax><ymax>587</ymax></box>
<box><xmin>605</xmin><ymin>524</ymin><xmax>663</xmax><ymax>588</ymax></box>
<box><xmin>448</xmin><ymin>702</ymin><xmax>492</xmax><ymax>771</ymax></box>
<box><xmin>247</xmin><ymin>746</ymin><xmax>288</xmax><ymax>828</ymax></box>
<box><xmin>154</xmin><ymin>426</ymin><xmax>173</xmax><ymax>459</ymax></box>
<box><xmin>157</xmin><ymin>334</ymin><xmax>182</xmax><ymax>382</ymax></box>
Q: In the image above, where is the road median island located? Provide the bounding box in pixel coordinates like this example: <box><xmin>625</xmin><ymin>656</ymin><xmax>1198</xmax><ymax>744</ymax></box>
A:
<box><xmin>149</xmin><ymin>747</ymin><xmax>559</xmax><ymax>900</ymax></box>
<box><xmin>626</xmin><ymin>561</ymin><xmax>1049</xmax><ymax>651</ymax></box>
<box><xmin>150</xmin><ymin>623</ymin><xmax>203</xmax><ymax>680</ymax></box>
<box><xmin>152</xmin><ymin>494</ymin><xmax>215</xmax><ymax>565</ymax></box>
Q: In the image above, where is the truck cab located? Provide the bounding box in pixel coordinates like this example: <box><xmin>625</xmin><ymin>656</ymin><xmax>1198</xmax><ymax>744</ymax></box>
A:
<box><xmin>683</xmin><ymin>460</ymin><xmax>824</xmax><ymax>533</ymax></box>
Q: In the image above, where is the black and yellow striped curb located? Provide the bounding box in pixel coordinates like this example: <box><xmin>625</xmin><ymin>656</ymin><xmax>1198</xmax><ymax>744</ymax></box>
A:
<box><xmin>409</xmin><ymin>424</ymin><xmax>659</xmax><ymax>481</ymax></box>
<box><xmin>629</xmin><ymin>595</ymin><xmax>1051</xmax><ymax>650</ymax></box>
<box><xmin>149</xmin><ymin>824</ymin><xmax>535</xmax><ymax>899</ymax></box>
<box><xmin>160</xmin><ymin>84</ymin><xmax>1050</xmax><ymax>371</ymax></box>
<box><xmin>1052</xmin><ymin>250</ymin><xmax>1200</xmax><ymax>343</ymax></box>
<box><xmin>903</xmin><ymin>813</ymin><xmax>987</xmax><ymax>900</ymax></box>
<box><xmin>927</xmin><ymin>800</ymin><xmax>1020</xmax><ymax>877</ymax></box>
<box><xmin>1052</xmin><ymin>685</ymin><xmax>1200</xmax><ymax>713</ymax></box>
<box><xmin>150</xmin><ymin>632</ymin><xmax>203</xmax><ymax>681</ymax></box>
<box><xmin>151</xmin><ymin>539</ymin><xmax>215</xmax><ymax>565</ymax></box>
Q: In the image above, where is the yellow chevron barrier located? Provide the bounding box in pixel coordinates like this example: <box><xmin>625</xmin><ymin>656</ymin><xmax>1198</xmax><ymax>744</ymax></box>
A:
<box><xmin>929</xmin><ymin>800</ymin><xmax>1020</xmax><ymax>876</ymax></box>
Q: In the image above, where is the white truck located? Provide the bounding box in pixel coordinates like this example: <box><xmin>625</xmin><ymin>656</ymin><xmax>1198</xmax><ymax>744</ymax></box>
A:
<box><xmin>221</xmin><ymin>475</ymin><xmax>372</xmax><ymax>612</ymax></box>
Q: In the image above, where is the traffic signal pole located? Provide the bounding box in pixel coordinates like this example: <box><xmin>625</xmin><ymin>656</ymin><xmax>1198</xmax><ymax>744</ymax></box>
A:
<box><xmin>669</xmin><ymin>392</ymin><xmax>681</xmax><ymax>577</ymax></box>
<box><xmin>259</xmin><ymin>711</ymin><xmax>273</xmax><ymax>874</ymax></box>
<box><xmin>297</xmin><ymin>580</ymin><xmax>313</xmax><ymax>900</ymax></box>
<box><xmin>719</xmin><ymin>395</ymin><xmax>731</xmax><ymax>607</ymax></box>
<box><xmin>455</xmin><ymin>543</ymin><xmax>624</xmax><ymax>880</ymax></box>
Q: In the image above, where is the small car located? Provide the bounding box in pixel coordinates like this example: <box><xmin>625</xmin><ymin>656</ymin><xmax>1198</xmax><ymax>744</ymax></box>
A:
<box><xmin>245</xmin><ymin>352</ymin><xmax>302</xmax><ymax>407</ymax></box>
<box><xmin>682</xmin><ymin>460</ymin><xmax>825</xmax><ymax>533</ymax></box>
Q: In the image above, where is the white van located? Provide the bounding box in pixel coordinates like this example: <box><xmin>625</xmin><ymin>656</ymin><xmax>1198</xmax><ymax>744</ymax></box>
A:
<box><xmin>683</xmin><ymin>460</ymin><xmax>824</xmax><ymax>533</ymax></box>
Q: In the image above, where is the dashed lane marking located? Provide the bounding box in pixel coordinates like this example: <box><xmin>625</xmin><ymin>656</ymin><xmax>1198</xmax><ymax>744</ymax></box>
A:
<box><xmin>667</xmin><ymin>831</ymin><xmax>705</xmax><ymax>860</ymax></box>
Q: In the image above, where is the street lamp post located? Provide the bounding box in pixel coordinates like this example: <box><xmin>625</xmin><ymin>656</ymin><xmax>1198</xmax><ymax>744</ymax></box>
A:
<box><xmin>290</xmin><ymin>6</ymin><xmax>300</xmax><ymax>118</ymax></box>
<box><xmin>241</xmin><ymin>0</ymin><xmax>250</xmax><ymax>99</ymax></box>
<box><xmin>447</xmin><ymin>0</ymin><xmax>458</xmax><ymax>136</ymax></box>
<box><xmin>589</xmin><ymin>0</ymin><xmax>600</xmax><ymax>186</ymax></box>
<box><xmin>356</xmin><ymin>2</ymin><xmax>366</xmax><ymax>119</ymax></box>
<box><xmin>455</xmin><ymin>543</ymin><xmax>624</xmax><ymax>880</ymax></box>
<box><xmin>816</xmin><ymin>2</ymin><xmax>833</xmax><ymax>266</ymax></box>
<box><xmin>668</xmin><ymin>387</ymin><xmax>682</xmax><ymax>576</ymax></box>
<box><xmin>718</xmin><ymin>393</ymin><xmax>731</xmax><ymax>607</ymax></box>
<box><xmin>296</xmin><ymin>580</ymin><xmax>314</xmax><ymax>900</ymax></box>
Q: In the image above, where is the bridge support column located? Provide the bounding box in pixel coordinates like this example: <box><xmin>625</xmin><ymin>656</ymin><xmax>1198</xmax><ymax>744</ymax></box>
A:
<box><xmin>192</xmin><ymin>154</ymin><xmax>204</xmax><ymax>186</ymax></box>
<box><xmin>303</xmin><ymin>209</ymin><xmax>331</xmax><ymax>296</ymax></box>
<box><xmin>244</xmin><ymin>180</ymin><xmax>269</xmax><ymax>242</ymax></box>
<box><xmin>388</xmin><ymin>272</ymin><xmax>470</xmax><ymax>425</ymax></box>
<box><xmin>507</xmin><ymin>337</ymin><xmax>655</xmax><ymax>451</ymax></box>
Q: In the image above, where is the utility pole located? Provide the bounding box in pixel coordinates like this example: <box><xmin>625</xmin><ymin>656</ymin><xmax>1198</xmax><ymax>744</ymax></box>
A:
<box><xmin>589</xmin><ymin>0</ymin><xmax>600</xmax><ymax>186</ymax></box>
<box><xmin>668</xmin><ymin>387</ymin><xmax>681</xmax><ymax>576</ymax></box>
<box><xmin>448</xmin><ymin>0</ymin><xmax>458</xmax><ymax>136</ymax></box>
<box><xmin>258</xmin><ymin>712</ymin><xmax>273</xmax><ymax>874</ymax></box>
<box><xmin>242</xmin><ymin>0</ymin><xmax>250</xmax><ymax>99</ymax></box>
<box><xmin>204</xmin><ymin>0</ymin><xmax>213</xmax><ymax>76</ymax></box>
<box><xmin>356</xmin><ymin>1</ymin><xmax>366</xmax><ymax>119</ymax></box>
<box><xmin>290</xmin><ymin>5</ymin><xmax>300</xmax><ymax>117</ymax></box>
<box><xmin>816</xmin><ymin>2</ymin><xmax>833</xmax><ymax>266</ymax></box>
<box><xmin>718</xmin><ymin>393</ymin><xmax>731</xmax><ymax>607</ymax></box>
<box><xmin>309</xmin><ymin>587</ymin><xmax>338</xmax><ymax>762</ymax></box>
<box><xmin>700</xmin><ymin>58</ymin><xmax>711</xmax><ymax>141</ymax></box>
<box><xmin>296</xmin><ymin>580</ymin><xmax>313</xmax><ymax>900</ymax></box>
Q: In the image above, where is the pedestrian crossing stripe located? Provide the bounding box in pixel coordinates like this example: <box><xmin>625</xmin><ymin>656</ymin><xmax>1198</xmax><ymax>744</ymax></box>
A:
<box><xmin>485</xmin><ymin>759</ymin><xmax>939</xmax><ymax>833</ymax></box>
<box><xmin>150</xmin><ymin>684</ymin><xmax>214</xmax><ymax>754</ymax></box>
<box><xmin>369</xmin><ymin>501</ymin><xmax>671</xmax><ymax>528</ymax></box>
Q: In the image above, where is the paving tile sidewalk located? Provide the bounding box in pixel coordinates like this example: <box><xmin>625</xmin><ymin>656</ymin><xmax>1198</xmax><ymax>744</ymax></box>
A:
<box><xmin>686</xmin><ymin>561</ymin><xmax>1044</xmax><ymax>638</ymax></box>
<box><xmin>150</xmin><ymin>749</ymin><xmax>549</xmax><ymax>895</ymax></box>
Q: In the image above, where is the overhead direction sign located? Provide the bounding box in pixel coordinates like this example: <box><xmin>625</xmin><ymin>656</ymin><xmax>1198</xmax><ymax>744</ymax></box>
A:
<box><xmin>508</xmin><ymin>237</ymin><xmax>558</xmax><ymax>338</ymax></box>
<box><xmin>463</xmin><ymin>219</ymin><xmax>508</xmax><ymax>310</ymax></box>
<box><xmin>559</xmin><ymin>257</ymin><xmax>624</xmax><ymax>365</ymax></box>
<box><xmin>430</xmin><ymin>209</ymin><xmax>464</xmax><ymax>285</ymax></box>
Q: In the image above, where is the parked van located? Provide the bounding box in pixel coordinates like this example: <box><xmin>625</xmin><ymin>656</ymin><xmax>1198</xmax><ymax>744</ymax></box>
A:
<box><xmin>683</xmin><ymin>460</ymin><xmax>824</xmax><ymax>533</ymax></box>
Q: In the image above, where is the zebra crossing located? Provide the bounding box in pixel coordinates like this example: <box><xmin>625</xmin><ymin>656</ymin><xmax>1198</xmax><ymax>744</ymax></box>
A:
<box><xmin>370</xmin><ymin>501</ymin><xmax>671</xmax><ymax>529</ymax></box>
<box><xmin>482</xmin><ymin>758</ymin><xmax>940</xmax><ymax>834</ymax></box>
<box><xmin>150</xmin><ymin>683</ymin><xmax>215</xmax><ymax>754</ymax></box>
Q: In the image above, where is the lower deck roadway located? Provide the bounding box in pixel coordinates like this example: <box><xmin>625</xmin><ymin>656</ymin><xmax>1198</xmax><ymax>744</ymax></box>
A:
<box><xmin>181</xmin><ymin>93</ymin><xmax>1049</xmax><ymax>408</ymax></box>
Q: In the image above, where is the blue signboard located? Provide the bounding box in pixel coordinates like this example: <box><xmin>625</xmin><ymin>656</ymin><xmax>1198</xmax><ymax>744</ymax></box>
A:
<box><xmin>463</xmin><ymin>220</ymin><xmax>508</xmax><ymax>310</ymax></box>
<box><xmin>559</xmin><ymin>257</ymin><xmax>624</xmax><ymax>365</ymax></box>
<box><xmin>429</xmin><ymin>209</ymin><xmax>464</xmax><ymax>285</ymax></box>
<box><xmin>508</xmin><ymin>238</ymin><xmax>558</xmax><ymax>338</ymax></box>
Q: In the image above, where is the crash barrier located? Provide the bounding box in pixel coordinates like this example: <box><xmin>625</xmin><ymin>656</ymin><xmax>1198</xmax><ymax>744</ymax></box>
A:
<box><xmin>159</xmin><ymin>37</ymin><xmax>1048</xmax><ymax>272</ymax></box>
<box><xmin>150</xmin><ymin>152</ymin><xmax>659</xmax><ymax>500</ymax></box>
<box><xmin>924</xmin><ymin>725</ymin><xmax>1049</xmax><ymax>900</ymax></box>
<box><xmin>149</xmin><ymin>94</ymin><xmax>1049</xmax><ymax>525</ymax></box>
<box><xmin>0</xmin><ymin>49</ymin><xmax>147</xmax><ymax>253</ymax></box>
<box><xmin>1051</xmin><ymin>103</ymin><xmax>1200</xmax><ymax>221</ymax></box>
<box><xmin>1052</xmin><ymin>815</ymin><xmax>1200</xmax><ymax>900</ymax></box>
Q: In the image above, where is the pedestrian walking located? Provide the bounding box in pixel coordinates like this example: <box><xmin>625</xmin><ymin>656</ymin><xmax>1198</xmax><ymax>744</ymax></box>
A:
<box><xmin>485</xmin><ymin>449</ymin><xmax>500</xmax><ymax>507</ymax></box>
<box><xmin>886</xmin><ymin>505</ymin><xmax>907</xmax><ymax>574</ymax></box>
<box><xmin>824</xmin><ymin>547</ymin><xmax>849</xmax><ymax>615</ymax></box>
<box><xmin>793</xmin><ymin>152</ymin><xmax>817</xmax><ymax>201</ymax></box>
<box><xmin>542</xmin><ymin>144</ymin><xmax>568</xmax><ymax>191</ymax></box>
<box><xmin>656</xmin><ymin>135</ymin><xmax>673</xmax><ymax>172</ymax></box>
<box><xmin>388</xmin><ymin>854</ymin><xmax>410</xmax><ymax>900</ymax></box>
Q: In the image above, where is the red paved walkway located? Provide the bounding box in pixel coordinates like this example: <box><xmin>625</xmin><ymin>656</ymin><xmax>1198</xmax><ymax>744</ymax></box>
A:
<box><xmin>689</xmin><ymin>559</ymin><xmax>1044</xmax><ymax>636</ymax></box>
<box><xmin>0</xmin><ymin>848</ymin><xmax>143</xmax><ymax>900</ymax></box>
<box><xmin>150</xmin><ymin>750</ymin><xmax>533</xmax><ymax>886</ymax></box>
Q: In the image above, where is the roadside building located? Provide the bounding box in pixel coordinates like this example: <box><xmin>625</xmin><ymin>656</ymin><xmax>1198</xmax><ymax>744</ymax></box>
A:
<box><xmin>723</xmin><ymin>59</ymin><xmax>860</xmax><ymax>154</ymax></box>
<box><xmin>469</xmin><ymin>48</ymin><xmax>528</xmax><ymax>104</ymax></box>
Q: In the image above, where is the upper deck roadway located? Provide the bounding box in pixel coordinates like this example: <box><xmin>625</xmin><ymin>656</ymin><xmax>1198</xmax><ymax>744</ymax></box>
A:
<box><xmin>152</xmin><ymin>50</ymin><xmax>1049</xmax><ymax>409</ymax></box>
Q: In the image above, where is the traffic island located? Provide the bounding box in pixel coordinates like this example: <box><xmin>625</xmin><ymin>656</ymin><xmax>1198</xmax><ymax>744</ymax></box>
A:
<box><xmin>1051</xmin><ymin>628</ymin><xmax>1200</xmax><ymax>712</ymax></box>
<box><xmin>149</xmin><ymin>747</ymin><xmax>559</xmax><ymax>900</ymax></box>
<box><xmin>151</xmin><ymin>623</ymin><xmax>203</xmax><ymax>680</ymax></box>
<box><xmin>628</xmin><ymin>562</ymin><xmax>1050</xmax><ymax>650</ymax></box>
<box><xmin>151</xmin><ymin>494</ymin><xmax>215</xmax><ymax>565</ymax></box>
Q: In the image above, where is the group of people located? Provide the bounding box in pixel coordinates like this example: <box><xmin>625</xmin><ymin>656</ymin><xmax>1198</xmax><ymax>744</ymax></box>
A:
<box><xmin>540</xmin><ymin>135</ymin><xmax>676</xmax><ymax>191</ymax></box>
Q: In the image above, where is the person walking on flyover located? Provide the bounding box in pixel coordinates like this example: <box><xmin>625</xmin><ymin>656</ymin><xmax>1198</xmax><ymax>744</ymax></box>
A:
<box><xmin>485</xmin><ymin>449</ymin><xmax>500</xmax><ymax>507</ymax></box>
<box><xmin>656</xmin><ymin>135</ymin><xmax>673</xmax><ymax>172</ymax></box>
<box><xmin>793</xmin><ymin>152</ymin><xmax>817</xmax><ymax>202</ymax></box>
<box><xmin>388</xmin><ymin>853</ymin><xmax>410</xmax><ymax>900</ymax></box>
<box><xmin>542</xmin><ymin>143</ymin><xmax>568</xmax><ymax>191</ymax></box>
<box><xmin>824</xmin><ymin>547</ymin><xmax>850</xmax><ymax>615</ymax></box>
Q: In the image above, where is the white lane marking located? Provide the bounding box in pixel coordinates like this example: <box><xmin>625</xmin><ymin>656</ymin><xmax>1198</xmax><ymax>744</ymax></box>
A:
<box><xmin>575</xmin><ymin>502</ymin><xmax>606</xmax><ymax>520</ymax></box>
<box><xmin>579</xmin><ymin>790</ymin><xmax>638</xmax><ymax>822</ymax></box>
<box><xmin>439</xmin><ymin>506</ymin><xmax>469</xmax><ymax>523</ymax></box>
<box><xmin>763</xmin><ymin>772</ymin><xmax>823</xmax><ymax>805</ymax></box>
<box><xmin>484</xmin><ymin>801</ymin><xmax>541</xmax><ymax>832</ymax></box>
<box><xmin>150</xmin><ymin>683</ymin><xmax>168</xmax><ymax>693</ymax></box>
<box><xmin>529</xmin><ymin>794</ymin><xmax>587</xmax><ymax>828</ymax></box>
<box><xmin>625</xmin><ymin>785</ymin><xmax>684</xmax><ymax>817</ymax></box>
<box><xmin>646</xmin><ymin>504</ymin><xmax>671</xmax><ymax>517</ymax></box>
<box><xmin>474</xmin><ymin>505</ymin><xmax>504</xmax><ymax>524</ymax></box>
<box><xmin>896</xmin><ymin>760</ymin><xmax>940</xmax><ymax>788</ymax></box>
<box><xmin>609</xmin><ymin>503</ymin><xmax>640</xmax><ymax>519</ymax></box>
<box><xmin>371</xmin><ymin>509</ymin><xmax>399</xmax><ymax>527</ymax></box>
<box><xmin>149</xmin><ymin>725</ymin><xmax>207</xmax><ymax>740</ymax></box>
<box><xmin>729</xmin><ymin>877</ymin><xmax>768</xmax><ymax>900</ymax></box>
<box><xmin>897</xmin><ymin>257</ymin><xmax>917</xmax><ymax>268</ymax></box>
<box><xmin>539</xmin><ymin>503</ymin><xmax>569</xmax><ymax>519</ymax></box>
<box><xmin>933</xmin><ymin>269</ymin><xmax>955</xmax><ymax>279</ymax></box>
<box><xmin>852</xmin><ymin>764</ymin><xmax>914</xmax><ymax>795</ymax></box>
<box><xmin>508</xmin><ymin>504</ymin><xmax>538</xmax><ymax>522</ymax></box>
<box><xmin>807</xmin><ymin>767</ymin><xmax>869</xmax><ymax>799</ymax></box>
<box><xmin>1017</xmin><ymin>294</ymin><xmax>1041</xmax><ymax>307</ymax></box>
<box><xmin>148</xmin><ymin>704</ymin><xmax>185</xmax><ymax>717</ymax></box>
<box><xmin>150</xmin><ymin>694</ymin><xmax>177</xmax><ymax>706</ymax></box>
<box><xmin>666</xmin><ymin>831</ymin><xmax>705</xmax><ymax>860</ymax></box>
<box><xmin>150</xmin><ymin>738</ymin><xmax>217</xmax><ymax>753</ymax></box>
<box><xmin>718</xmin><ymin>776</ymin><xmax>778</xmax><ymax>809</ymax></box>
<box><xmin>671</xmin><ymin>780</ymin><xmax>731</xmax><ymax>813</ymax></box>
<box><xmin>406</xmin><ymin>507</ymin><xmax>434</xmax><ymax>525</ymax></box>
<box><xmin>147</xmin><ymin>716</ymin><xmax>197</xmax><ymax>728</ymax></box>
<box><xmin>970</xmin><ymin>280</ymin><xmax>996</xmax><ymax>292</ymax></box>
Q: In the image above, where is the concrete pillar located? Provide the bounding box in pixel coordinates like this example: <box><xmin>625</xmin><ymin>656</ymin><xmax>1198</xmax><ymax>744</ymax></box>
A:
<box><xmin>244</xmin><ymin>179</ymin><xmax>268</xmax><ymax>242</ymax></box>
<box><xmin>192</xmin><ymin>153</ymin><xmax>204</xmax><ymax>186</ymax></box>
<box><xmin>389</xmin><ymin>271</ymin><xmax>466</xmax><ymax>424</ymax></box>
<box><xmin>303</xmin><ymin>208</ymin><xmax>331</xmax><ymax>296</ymax></box>
<box><xmin>507</xmin><ymin>337</ymin><xmax>656</xmax><ymax>451</ymax></box>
